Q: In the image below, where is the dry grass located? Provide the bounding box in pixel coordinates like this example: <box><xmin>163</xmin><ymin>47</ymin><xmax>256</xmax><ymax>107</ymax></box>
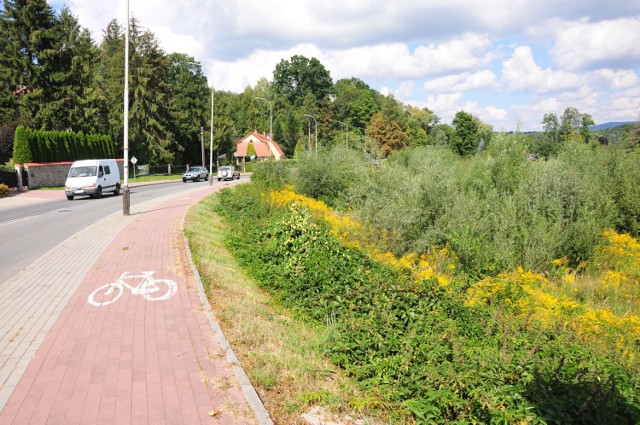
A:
<box><xmin>184</xmin><ymin>194</ymin><xmax>379</xmax><ymax>424</ymax></box>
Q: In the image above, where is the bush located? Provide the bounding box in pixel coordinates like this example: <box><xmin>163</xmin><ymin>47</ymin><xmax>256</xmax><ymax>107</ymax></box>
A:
<box><xmin>293</xmin><ymin>146</ymin><xmax>369</xmax><ymax>208</ymax></box>
<box><xmin>0</xmin><ymin>183</ymin><xmax>8</xmax><ymax>197</ymax></box>
<box><xmin>213</xmin><ymin>183</ymin><xmax>640</xmax><ymax>423</ymax></box>
<box><xmin>290</xmin><ymin>138</ymin><xmax>636</xmax><ymax>277</ymax></box>
<box><xmin>12</xmin><ymin>126</ymin><xmax>33</xmax><ymax>164</ymax></box>
<box><xmin>12</xmin><ymin>127</ymin><xmax>115</xmax><ymax>163</ymax></box>
<box><xmin>250</xmin><ymin>159</ymin><xmax>296</xmax><ymax>191</ymax></box>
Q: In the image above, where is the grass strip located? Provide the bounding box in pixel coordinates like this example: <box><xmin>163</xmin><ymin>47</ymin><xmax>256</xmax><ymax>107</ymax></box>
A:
<box><xmin>184</xmin><ymin>192</ymin><xmax>381</xmax><ymax>424</ymax></box>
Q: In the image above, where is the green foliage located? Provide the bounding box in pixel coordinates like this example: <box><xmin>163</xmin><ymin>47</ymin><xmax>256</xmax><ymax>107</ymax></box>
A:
<box><xmin>452</xmin><ymin>111</ymin><xmax>479</xmax><ymax>156</ymax></box>
<box><xmin>166</xmin><ymin>53</ymin><xmax>210</xmax><ymax>164</ymax></box>
<box><xmin>293</xmin><ymin>139</ymin><xmax>306</xmax><ymax>159</ymax></box>
<box><xmin>279</xmin><ymin>138</ymin><xmax>640</xmax><ymax>276</ymax></box>
<box><xmin>293</xmin><ymin>147</ymin><xmax>368</xmax><ymax>208</ymax></box>
<box><xmin>12</xmin><ymin>126</ymin><xmax>113</xmax><ymax>163</ymax></box>
<box><xmin>12</xmin><ymin>126</ymin><xmax>32</xmax><ymax>164</ymax></box>
<box><xmin>213</xmin><ymin>180</ymin><xmax>640</xmax><ymax>423</ymax></box>
<box><xmin>246</xmin><ymin>142</ymin><xmax>257</xmax><ymax>159</ymax></box>
<box><xmin>367</xmin><ymin>112</ymin><xmax>407</xmax><ymax>157</ymax></box>
<box><xmin>250</xmin><ymin>159</ymin><xmax>296</xmax><ymax>191</ymax></box>
<box><xmin>273</xmin><ymin>55</ymin><xmax>334</xmax><ymax>107</ymax></box>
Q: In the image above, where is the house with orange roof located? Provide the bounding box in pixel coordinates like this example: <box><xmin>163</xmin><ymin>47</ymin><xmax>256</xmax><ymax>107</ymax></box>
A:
<box><xmin>234</xmin><ymin>130</ymin><xmax>285</xmax><ymax>164</ymax></box>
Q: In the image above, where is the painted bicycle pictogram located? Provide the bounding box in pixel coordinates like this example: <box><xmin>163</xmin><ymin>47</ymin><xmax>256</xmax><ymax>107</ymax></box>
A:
<box><xmin>88</xmin><ymin>271</ymin><xmax>177</xmax><ymax>307</ymax></box>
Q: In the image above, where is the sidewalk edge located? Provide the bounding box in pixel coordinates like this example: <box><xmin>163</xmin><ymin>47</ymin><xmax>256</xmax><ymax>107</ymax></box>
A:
<box><xmin>180</xmin><ymin>216</ymin><xmax>274</xmax><ymax>425</ymax></box>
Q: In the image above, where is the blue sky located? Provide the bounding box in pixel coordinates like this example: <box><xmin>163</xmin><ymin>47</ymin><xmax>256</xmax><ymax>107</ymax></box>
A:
<box><xmin>52</xmin><ymin>0</ymin><xmax>640</xmax><ymax>131</ymax></box>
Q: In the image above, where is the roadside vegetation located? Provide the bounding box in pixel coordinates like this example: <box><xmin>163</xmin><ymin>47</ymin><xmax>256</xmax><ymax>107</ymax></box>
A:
<box><xmin>187</xmin><ymin>135</ymin><xmax>639</xmax><ymax>423</ymax></box>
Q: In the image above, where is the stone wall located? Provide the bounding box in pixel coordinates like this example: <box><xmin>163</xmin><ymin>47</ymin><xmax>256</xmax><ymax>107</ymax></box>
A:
<box><xmin>21</xmin><ymin>160</ymin><xmax>125</xmax><ymax>189</ymax></box>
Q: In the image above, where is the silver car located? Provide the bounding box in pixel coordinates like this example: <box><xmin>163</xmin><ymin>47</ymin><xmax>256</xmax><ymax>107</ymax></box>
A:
<box><xmin>182</xmin><ymin>166</ymin><xmax>208</xmax><ymax>182</ymax></box>
<box><xmin>217</xmin><ymin>165</ymin><xmax>240</xmax><ymax>181</ymax></box>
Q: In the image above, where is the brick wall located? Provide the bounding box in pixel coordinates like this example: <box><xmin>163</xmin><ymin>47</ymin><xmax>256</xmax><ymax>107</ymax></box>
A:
<box><xmin>21</xmin><ymin>160</ymin><xmax>125</xmax><ymax>189</ymax></box>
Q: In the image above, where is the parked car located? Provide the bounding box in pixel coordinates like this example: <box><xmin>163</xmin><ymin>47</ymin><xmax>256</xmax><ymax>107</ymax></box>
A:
<box><xmin>182</xmin><ymin>166</ymin><xmax>208</xmax><ymax>182</ymax></box>
<box><xmin>65</xmin><ymin>159</ymin><xmax>121</xmax><ymax>200</ymax></box>
<box><xmin>217</xmin><ymin>165</ymin><xmax>240</xmax><ymax>181</ymax></box>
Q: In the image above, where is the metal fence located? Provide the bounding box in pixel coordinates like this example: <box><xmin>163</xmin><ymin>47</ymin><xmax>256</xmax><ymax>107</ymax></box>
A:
<box><xmin>126</xmin><ymin>164</ymin><xmax>191</xmax><ymax>178</ymax></box>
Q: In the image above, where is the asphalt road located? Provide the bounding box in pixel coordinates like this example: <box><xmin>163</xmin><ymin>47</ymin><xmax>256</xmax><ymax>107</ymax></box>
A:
<box><xmin>0</xmin><ymin>177</ymin><xmax>245</xmax><ymax>285</ymax></box>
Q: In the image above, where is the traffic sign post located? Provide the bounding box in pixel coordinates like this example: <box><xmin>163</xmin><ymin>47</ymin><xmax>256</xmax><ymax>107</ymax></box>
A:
<box><xmin>131</xmin><ymin>156</ymin><xmax>137</xmax><ymax>180</ymax></box>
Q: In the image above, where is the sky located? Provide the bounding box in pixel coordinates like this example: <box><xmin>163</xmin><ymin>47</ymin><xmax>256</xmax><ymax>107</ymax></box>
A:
<box><xmin>52</xmin><ymin>0</ymin><xmax>640</xmax><ymax>131</ymax></box>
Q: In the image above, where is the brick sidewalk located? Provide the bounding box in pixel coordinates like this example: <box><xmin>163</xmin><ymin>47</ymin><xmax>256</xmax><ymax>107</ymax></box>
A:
<box><xmin>0</xmin><ymin>182</ymin><xmax>271</xmax><ymax>424</ymax></box>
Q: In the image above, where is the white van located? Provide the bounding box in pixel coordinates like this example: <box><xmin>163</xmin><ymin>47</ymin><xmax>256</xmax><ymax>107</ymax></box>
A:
<box><xmin>65</xmin><ymin>159</ymin><xmax>121</xmax><ymax>200</ymax></box>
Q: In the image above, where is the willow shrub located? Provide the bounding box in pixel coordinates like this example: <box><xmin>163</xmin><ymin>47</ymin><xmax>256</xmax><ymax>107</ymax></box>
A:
<box><xmin>291</xmin><ymin>146</ymin><xmax>370</xmax><ymax>208</ymax></box>
<box><xmin>287</xmin><ymin>137</ymin><xmax>637</xmax><ymax>277</ymax></box>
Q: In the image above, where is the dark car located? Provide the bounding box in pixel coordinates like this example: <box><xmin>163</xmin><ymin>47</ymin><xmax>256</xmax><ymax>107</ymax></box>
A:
<box><xmin>217</xmin><ymin>165</ymin><xmax>240</xmax><ymax>181</ymax></box>
<box><xmin>182</xmin><ymin>166</ymin><xmax>208</xmax><ymax>182</ymax></box>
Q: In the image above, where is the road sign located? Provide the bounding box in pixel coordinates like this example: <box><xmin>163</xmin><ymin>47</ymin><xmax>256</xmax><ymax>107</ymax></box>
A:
<box><xmin>131</xmin><ymin>156</ymin><xmax>137</xmax><ymax>164</ymax></box>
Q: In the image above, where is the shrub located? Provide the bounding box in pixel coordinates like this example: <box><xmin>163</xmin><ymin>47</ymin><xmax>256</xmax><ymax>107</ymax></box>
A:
<box><xmin>12</xmin><ymin>127</ymin><xmax>115</xmax><ymax>163</ymax></box>
<box><xmin>250</xmin><ymin>159</ymin><xmax>296</xmax><ymax>191</ymax></box>
<box><xmin>293</xmin><ymin>146</ymin><xmax>368</xmax><ymax>208</ymax></box>
<box><xmin>12</xmin><ymin>126</ymin><xmax>33</xmax><ymax>164</ymax></box>
<box><xmin>0</xmin><ymin>183</ymin><xmax>8</xmax><ymax>197</ymax></box>
<box><xmin>213</xmin><ymin>183</ymin><xmax>640</xmax><ymax>423</ymax></box>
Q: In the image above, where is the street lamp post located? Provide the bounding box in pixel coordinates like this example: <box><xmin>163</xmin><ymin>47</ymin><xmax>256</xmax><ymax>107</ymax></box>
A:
<box><xmin>209</xmin><ymin>87</ymin><xmax>214</xmax><ymax>186</ymax></box>
<box><xmin>254</xmin><ymin>97</ymin><xmax>272</xmax><ymax>139</ymax></box>
<box><xmin>303</xmin><ymin>114</ymin><xmax>318</xmax><ymax>155</ymax></box>
<box><xmin>122</xmin><ymin>0</ymin><xmax>130</xmax><ymax>215</ymax></box>
<box><xmin>337</xmin><ymin>120</ymin><xmax>349</xmax><ymax>147</ymax></box>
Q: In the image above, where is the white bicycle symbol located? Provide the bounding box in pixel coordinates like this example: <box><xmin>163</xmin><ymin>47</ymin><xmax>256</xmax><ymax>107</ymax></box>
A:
<box><xmin>88</xmin><ymin>271</ymin><xmax>178</xmax><ymax>307</ymax></box>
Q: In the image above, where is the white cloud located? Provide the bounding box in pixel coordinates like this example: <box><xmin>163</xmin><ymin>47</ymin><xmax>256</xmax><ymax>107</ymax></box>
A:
<box><xmin>325</xmin><ymin>34</ymin><xmax>492</xmax><ymax>81</ymax></box>
<box><xmin>395</xmin><ymin>81</ymin><xmax>416</xmax><ymax>98</ymax></box>
<box><xmin>423</xmin><ymin>70</ymin><xmax>496</xmax><ymax>92</ymax></box>
<box><xmin>379</xmin><ymin>87</ymin><xmax>393</xmax><ymax>97</ymax></box>
<box><xmin>549</xmin><ymin>17</ymin><xmax>640</xmax><ymax>70</ymax></box>
<box><xmin>150</xmin><ymin>26</ymin><xmax>205</xmax><ymax>58</ymax></box>
<box><xmin>53</xmin><ymin>0</ymin><xmax>640</xmax><ymax>131</ymax></box>
<box><xmin>502</xmin><ymin>46</ymin><xmax>583</xmax><ymax>93</ymax></box>
<box><xmin>594</xmin><ymin>69</ymin><xmax>640</xmax><ymax>90</ymax></box>
<box><xmin>484</xmin><ymin>106</ymin><xmax>508</xmax><ymax>122</ymax></box>
<box><xmin>208</xmin><ymin>44</ymin><xmax>324</xmax><ymax>91</ymax></box>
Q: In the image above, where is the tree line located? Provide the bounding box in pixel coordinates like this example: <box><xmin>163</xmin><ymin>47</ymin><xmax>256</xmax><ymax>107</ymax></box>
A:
<box><xmin>1</xmin><ymin>0</ymin><xmax>637</xmax><ymax>167</ymax></box>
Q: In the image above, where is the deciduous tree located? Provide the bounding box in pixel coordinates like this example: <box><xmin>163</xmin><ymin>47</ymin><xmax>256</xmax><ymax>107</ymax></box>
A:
<box><xmin>367</xmin><ymin>112</ymin><xmax>407</xmax><ymax>157</ymax></box>
<box><xmin>272</xmin><ymin>55</ymin><xmax>333</xmax><ymax>107</ymax></box>
<box><xmin>452</xmin><ymin>111</ymin><xmax>479</xmax><ymax>156</ymax></box>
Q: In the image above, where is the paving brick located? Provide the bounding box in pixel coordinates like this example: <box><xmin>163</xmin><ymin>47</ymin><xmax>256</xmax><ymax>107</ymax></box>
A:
<box><xmin>0</xmin><ymin>182</ymin><xmax>269</xmax><ymax>424</ymax></box>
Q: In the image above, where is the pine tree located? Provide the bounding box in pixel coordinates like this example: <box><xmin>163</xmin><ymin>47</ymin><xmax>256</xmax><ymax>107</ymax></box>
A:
<box><xmin>128</xmin><ymin>18</ymin><xmax>175</xmax><ymax>164</ymax></box>
<box><xmin>166</xmin><ymin>53</ymin><xmax>209</xmax><ymax>164</ymax></box>
<box><xmin>0</xmin><ymin>0</ymin><xmax>57</xmax><ymax>129</ymax></box>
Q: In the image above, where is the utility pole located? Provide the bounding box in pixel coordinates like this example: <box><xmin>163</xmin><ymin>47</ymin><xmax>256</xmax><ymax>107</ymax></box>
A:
<box><xmin>201</xmin><ymin>127</ymin><xmax>205</xmax><ymax>167</ymax></box>
<box><xmin>122</xmin><ymin>0</ymin><xmax>130</xmax><ymax>215</ymax></box>
<box><xmin>303</xmin><ymin>114</ymin><xmax>318</xmax><ymax>155</ymax></box>
<box><xmin>209</xmin><ymin>88</ymin><xmax>214</xmax><ymax>186</ymax></box>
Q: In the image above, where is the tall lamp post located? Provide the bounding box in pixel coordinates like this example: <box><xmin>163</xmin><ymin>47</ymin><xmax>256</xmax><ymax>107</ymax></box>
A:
<box><xmin>209</xmin><ymin>87</ymin><xmax>214</xmax><ymax>186</ymax></box>
<box><xmin>122</xmin><ymin>0</ymin><xmax>130</xmax><ymax>215</ymax></box>
<box><xmin>254</xmin><ymin>97</ymin><xmax>272</xmax><ymax>139</ymax></box>
<box><xmin>303</xmin><ymin>114</ymin><xmax>318</xmax><ymax>155</ymax></box>
<box><xmin>337</xmin><ymin>120</ymin><xmax>349</xmax><ymax>147</ymax></box>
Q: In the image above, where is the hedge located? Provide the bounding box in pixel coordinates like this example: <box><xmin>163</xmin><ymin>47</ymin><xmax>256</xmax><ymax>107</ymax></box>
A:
<box><xmin>12</xmin><ymin>127</ymin><xmax>116</xmax><ymax>164</ymax></box>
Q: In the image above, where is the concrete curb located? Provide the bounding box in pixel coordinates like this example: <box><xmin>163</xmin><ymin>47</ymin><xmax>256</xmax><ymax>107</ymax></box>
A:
<box><xmin>181</xmin><ymin>210</ymin><xmax>274</xmax><ymax>425</ymax></box>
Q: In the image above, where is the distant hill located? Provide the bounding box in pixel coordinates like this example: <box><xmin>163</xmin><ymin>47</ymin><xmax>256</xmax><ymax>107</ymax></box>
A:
<box><xmin>589</xmin><ymin>121</ymin><xmax>635</xmax><ymax>131</ymax></box>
